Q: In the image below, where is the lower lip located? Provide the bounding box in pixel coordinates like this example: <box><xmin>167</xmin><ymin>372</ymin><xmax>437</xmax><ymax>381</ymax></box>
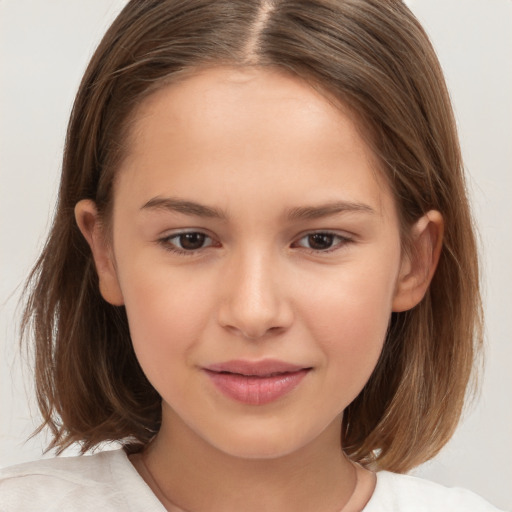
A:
<box><xmin>204</xmin><ymin>369</ymin><xmax>310</xmax><ymax>405</ymax></box>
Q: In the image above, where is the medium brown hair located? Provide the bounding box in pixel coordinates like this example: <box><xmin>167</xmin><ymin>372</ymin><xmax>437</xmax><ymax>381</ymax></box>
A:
<box><xmin>22</xmin><ymin>0</ymin><xmax>482</xmax><ymax>473</ymax></box>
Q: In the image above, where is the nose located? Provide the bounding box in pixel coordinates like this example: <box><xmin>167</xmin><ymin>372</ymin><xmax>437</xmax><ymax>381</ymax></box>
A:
<box><xmin>217</xmin><ymin>250</ymin><xmax>294</xmax><ymax>340</ymax></box>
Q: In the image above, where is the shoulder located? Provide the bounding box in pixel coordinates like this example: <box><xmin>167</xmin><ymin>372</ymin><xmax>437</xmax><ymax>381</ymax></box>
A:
<box><xmin>364</xmin><ymin>471</ymin><xmax>504</xmax><ymax>512</ymax></box>
<box><xmin>0</xmin><ymin>449</ymin><xmax>163</xmax><ymax>511</ymax></box>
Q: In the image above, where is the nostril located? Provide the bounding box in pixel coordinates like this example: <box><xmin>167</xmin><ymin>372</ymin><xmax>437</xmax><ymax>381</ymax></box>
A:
<box><xmin>216</xmin><ymin>268</ymin><xmax>294</xmax><ymax>339</ymax></box>
<box><xmin>222</xmin><ymin>323</ymin><xmax>286</xmax><ymax>341</ymax></box>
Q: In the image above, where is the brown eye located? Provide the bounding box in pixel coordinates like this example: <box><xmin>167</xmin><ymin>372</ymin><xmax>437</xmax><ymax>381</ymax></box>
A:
<box><xmin>307</xmin><ymin>233</ymin><xmax>335</xmax><ymax>250</ymax></box>
<box><xmin>160</xmin><ymin>231</ymin><xmax>216</xmax><ymax>254</ymax></box>
<box><xmin>293</xmin><ymin>232</ymin><xmax>351</xmax><ymax>253</ymax></box>
<box><xmin>178</xmin><ymin>232</ymin><xmax>207</xmax><ymax>250</ymax></box>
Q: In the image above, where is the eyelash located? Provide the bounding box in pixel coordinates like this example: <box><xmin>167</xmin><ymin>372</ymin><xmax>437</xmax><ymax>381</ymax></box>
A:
<box><xmin>158</xmin><ymin>231</ymin><xmax>353</xmax><ymax>256</ymax></box>
<box><xmin>291</xmin><ymin>232</ymin><xmax>353</xmax><ymax>253</ymax></box>
<box><xmin>158</xmin><ymin>231</ymin><xmax>218</xmax><ymax>256</ymax></box>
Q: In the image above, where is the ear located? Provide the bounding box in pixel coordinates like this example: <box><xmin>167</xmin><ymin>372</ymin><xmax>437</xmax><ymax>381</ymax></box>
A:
<box><xmin>74</xmin><ymin>199</ymin><xmax>124</xmax><ymax>306</ymax></box>
<box><xmin>392</xmin><ymin>210</ymin><xmax>444</xmax><ymax>312</ymax></box>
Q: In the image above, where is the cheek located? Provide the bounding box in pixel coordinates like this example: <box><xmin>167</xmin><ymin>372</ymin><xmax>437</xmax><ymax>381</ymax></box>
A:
<box><xmin>117</xmin><ymin>261</ymin><xmax>213</xmax><ymax>382</ymax></box>
<box><xmin>297</xmin><ymin>263</ymin><xmax>397</xmax><ymax>401</ymax></box>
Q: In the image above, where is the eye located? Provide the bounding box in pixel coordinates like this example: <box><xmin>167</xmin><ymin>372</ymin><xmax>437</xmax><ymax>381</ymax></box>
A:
<box><xmin>159</xmin><ymin>231</ymin><xmax>217</xmax><ymax>254</ymax></box>
<box><xmin>292</xmin><ymin>232</ymin><xmax>351</xmax><ymax>252</ymax></box>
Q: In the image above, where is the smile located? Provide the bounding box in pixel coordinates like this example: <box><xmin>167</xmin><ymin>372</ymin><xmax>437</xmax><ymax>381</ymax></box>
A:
<box><xmin>203</xmin><ymin>360</ymin><xmax>311</xmax><ymax>405</ymax></box>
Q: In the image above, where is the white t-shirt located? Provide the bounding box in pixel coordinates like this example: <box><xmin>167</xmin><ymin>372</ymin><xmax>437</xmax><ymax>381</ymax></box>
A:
<box><xmin>0</xmin><ymin>449</ymin><xmax>504</xmax><ymax>511</ymax></box>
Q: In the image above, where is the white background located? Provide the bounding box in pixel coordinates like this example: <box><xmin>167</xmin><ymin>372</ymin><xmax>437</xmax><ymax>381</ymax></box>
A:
<box><xmin>1</xmin><ymin>1</ymin><xmax>511</xmax><ymax>509</ymax></box>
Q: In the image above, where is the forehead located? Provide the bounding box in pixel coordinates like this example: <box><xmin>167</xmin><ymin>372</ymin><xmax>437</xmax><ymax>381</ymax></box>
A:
<box><xmin>117</xmin><ymin>65</ymin><xmax>393</xmax><ymax>219</ymax></box>
<box><xmin>128</xmin><ymin>66</ymin><xmax>369</xmax><ymax>157</ymax></box>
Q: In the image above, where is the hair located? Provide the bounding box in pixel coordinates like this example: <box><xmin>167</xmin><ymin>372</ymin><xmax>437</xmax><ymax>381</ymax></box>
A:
<box><xmin>22</xmin><ymin>0</ymin><xmax>482</xmax><ymax>473</ymax></box>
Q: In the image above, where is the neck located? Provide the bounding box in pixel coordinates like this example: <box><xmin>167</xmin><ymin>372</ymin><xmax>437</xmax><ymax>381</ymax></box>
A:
<box><xmin>133</xmin><ymin>408</ymin><xmax>363</xmax><ymax>512</ymax></box>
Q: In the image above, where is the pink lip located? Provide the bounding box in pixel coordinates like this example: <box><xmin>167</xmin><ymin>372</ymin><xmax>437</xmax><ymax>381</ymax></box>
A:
<box><xmin>203</xmin><ymin>359</ymin><xmax>311</xmax><ymax>405</ymax></box>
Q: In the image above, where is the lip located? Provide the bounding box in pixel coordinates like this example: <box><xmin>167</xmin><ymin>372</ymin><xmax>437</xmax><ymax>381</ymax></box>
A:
<box><xmin>203</xmin><ymin>359</ymin><xmax>311</xmax><ymax>405</ymax></box>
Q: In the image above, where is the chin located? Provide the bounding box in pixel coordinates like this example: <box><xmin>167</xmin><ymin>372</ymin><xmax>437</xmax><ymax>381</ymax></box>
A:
<box><xmin>215</xmin><ymin>437</ymin><xmax>303</xmax><ymax>460</ymax></box>
<box><xmin>199</xmin><ymin>418</ymin><xmax>328</xmax><ymax>461</ymax></box>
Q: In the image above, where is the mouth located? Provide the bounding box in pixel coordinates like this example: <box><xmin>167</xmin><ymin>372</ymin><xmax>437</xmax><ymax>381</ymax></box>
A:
<box><xmin>205</xmin><ymin>359</ymin><xmax>309</xmax><ymax>376</ymax></box>
<box><xmin>203</xmin><ymin>359</ymin><xmax>312</xmax><ymax>405</ymax></box>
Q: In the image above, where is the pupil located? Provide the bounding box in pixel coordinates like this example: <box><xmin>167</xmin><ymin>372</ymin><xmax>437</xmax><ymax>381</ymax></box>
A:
<box><xmin>180</xmin><ymin>233</ymin><xmax>205</xmax><ymax>250</ymax></box>
<box><xmin>308</xmin><ymin>233</ymin><xmax>334</xmax><ymax>250</ymax></box>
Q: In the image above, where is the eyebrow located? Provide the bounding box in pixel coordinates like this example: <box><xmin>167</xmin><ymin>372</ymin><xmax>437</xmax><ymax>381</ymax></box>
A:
<box><xmin>140</xmin><ymin>196</ymin><xmax>375</xmax><ymax>220</ymax></box>
<box><xmin>141</xmin><ymin>197</ymin><xmax>228</xmax><ymax>219</ymax></box>
<box><xmin>285</xmin><ymin>201</ymin><xmax>375</xmax><ymax>220</ymax></box>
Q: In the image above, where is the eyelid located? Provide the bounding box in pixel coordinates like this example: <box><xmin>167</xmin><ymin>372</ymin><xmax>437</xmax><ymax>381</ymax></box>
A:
<box><xmin>291</xmin><ymin>230</ymin><xmax>354</xmax><ymax>253</ymax></box>
<box><xmin>157</xmin><ymin>229</ymin><xmax>219</xmax><ymax>255</ymax></box>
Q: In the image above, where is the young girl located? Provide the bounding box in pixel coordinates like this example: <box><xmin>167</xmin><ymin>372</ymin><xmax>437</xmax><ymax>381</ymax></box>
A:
<box><xmin>0</xmin><ymin>0</ymin><xmax>505</xmax><ymax>510</ymax></box>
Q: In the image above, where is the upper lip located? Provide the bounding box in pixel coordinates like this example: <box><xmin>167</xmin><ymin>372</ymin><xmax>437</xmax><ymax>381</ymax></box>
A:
<box><xmin>204</xmin><ymin>359</ymin><xmax>310</xmax><ymax>377</ymax></box>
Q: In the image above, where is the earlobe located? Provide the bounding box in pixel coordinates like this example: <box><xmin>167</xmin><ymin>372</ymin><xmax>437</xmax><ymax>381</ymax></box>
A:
<box><xmin>392</xmin><ymin>210</ymin><xmax>444</xmax><ymax>312</ymax></box>
<box><xmin>74</xmin><ymin>199</ymin><xmax>124</xmax><ymax>306</ymax></box>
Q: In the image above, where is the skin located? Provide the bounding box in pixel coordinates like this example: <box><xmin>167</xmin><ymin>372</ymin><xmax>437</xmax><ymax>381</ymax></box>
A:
<box><xmin>76</xmin><ymin>66</ymin><xmax>443</xmax><ymax>512</ymax></box>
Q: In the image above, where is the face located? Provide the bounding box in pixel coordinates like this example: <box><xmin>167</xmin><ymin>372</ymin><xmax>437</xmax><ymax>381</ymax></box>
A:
<box><xmin>78</xmin><ymin>66</ymin><xmax>429</xmax><ymax>459</ymax></box>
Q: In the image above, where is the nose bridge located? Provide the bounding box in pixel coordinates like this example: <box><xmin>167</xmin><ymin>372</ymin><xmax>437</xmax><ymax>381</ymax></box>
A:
<box><xmin>218</xmin><ymin>244</ymin><xmax>291</xmax><ymax>339</ymax></box>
